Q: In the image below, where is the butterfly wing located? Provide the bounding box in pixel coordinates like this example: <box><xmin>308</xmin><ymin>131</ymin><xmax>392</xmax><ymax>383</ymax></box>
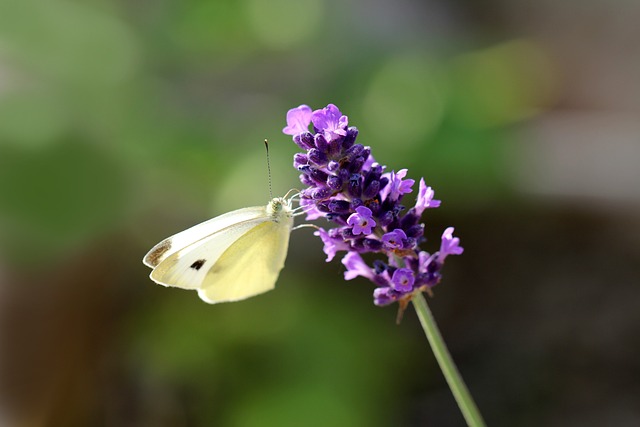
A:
<box><xmin>143</xmin><ymin>206</ymin><xmax>267</xmax><ymax>269</ymax></box>
<box><xmin>146</xmin><ymin>207</ymin><xmax>270</xmax><ymax>290</ymax></box>
<box><xmin>197</xmin><ymin>217</ymin><xmax>293</xmax><ymax>303</ymax></box>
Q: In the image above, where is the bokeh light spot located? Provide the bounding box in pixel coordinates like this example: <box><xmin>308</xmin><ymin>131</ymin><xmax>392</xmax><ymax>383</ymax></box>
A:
<box><xmin>449</xmin><ymin>39</ymin><xmax>557</xmax><ymax>128</ymax></box>
<box><xmin>361</xmin><ymin>54</ymin><xmax>447</xmax><ymax>156</ymax></box>
<box><xmin>245</xmin><ymin>0</ymin><xmax>323</xmax><ymax>50</ymax></box>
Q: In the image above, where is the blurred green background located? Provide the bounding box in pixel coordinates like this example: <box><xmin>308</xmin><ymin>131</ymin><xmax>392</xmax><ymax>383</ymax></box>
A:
<box><xmin>1</xmin><ymin>0</ymin><xmax>639</xmax><ymax>426</ymax></box>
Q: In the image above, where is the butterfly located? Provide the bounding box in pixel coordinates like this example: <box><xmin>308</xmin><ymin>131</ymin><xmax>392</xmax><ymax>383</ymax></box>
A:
<box><xmin>143</xmin><ymin>195</ymin><xmax>296</xmax><ymax>303</ymax></box>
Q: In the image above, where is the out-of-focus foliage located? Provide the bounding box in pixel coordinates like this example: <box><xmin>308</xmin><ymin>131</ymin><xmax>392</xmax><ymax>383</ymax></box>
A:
<box><xmin>1</xmin><ymin>0</ymin><xmax>639</xmax><ymax>426</ymax></box>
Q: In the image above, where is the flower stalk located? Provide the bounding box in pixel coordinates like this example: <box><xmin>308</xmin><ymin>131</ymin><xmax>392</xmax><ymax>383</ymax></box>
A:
<box><xmin>412</xmin><ymin>293</ymin><xmax>486</xmax><ymax>427</ymax></box>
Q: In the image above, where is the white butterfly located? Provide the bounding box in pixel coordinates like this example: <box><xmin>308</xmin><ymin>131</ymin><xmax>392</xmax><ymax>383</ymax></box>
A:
<box><xmin>143</xmin><ymin>195</ymin><xmax>296</xmax><ymax>303</ymax></box>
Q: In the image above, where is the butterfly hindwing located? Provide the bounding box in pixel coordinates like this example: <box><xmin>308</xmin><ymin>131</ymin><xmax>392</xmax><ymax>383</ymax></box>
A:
<box><xmin>197</xmin><ymin>218</ymin><xmax>292</xmax><ymax>303</ymax></box>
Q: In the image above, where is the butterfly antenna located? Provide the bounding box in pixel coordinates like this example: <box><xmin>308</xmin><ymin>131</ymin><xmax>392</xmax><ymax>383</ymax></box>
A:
<box><xmin>264</xmin><ymin>139</ymin><xmax>273</xmax><ymax>200</ymax></box>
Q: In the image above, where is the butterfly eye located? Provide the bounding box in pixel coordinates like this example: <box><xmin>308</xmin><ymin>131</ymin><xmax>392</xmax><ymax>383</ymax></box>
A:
<box><xmin>271</xmin><ymin>199</ymin><xmax>283</xmax><ymax>212</ymax></box>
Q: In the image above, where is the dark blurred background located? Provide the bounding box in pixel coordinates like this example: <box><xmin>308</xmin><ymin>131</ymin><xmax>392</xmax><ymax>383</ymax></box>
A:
<box><xmin>1</xmin><ymin>0</ymin><xmax>639</xmax><ymax>426</ymax></box>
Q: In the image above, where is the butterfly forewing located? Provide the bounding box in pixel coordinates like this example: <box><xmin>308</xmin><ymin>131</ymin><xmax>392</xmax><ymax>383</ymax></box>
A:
<box><xmin>148</xmin><ymin>210</ymin><xmax>271</xmax><ymax>290</ymax></box>
<box><xmin>143</xmin><ymin>206</ymin><xmax>267</xmax><ymax>268</ymax></box>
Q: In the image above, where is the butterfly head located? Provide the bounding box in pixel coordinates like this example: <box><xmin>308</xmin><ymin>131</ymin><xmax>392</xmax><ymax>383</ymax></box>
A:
<box><xmin>267</xmin><ymin>196</ymin><xmax>294</xmax><ymax>222</ymax></box>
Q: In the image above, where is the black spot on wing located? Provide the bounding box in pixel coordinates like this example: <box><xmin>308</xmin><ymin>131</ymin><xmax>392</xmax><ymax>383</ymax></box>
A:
<box><xmin>190</xmin><ymin>259</ymin><xmax>206</xmax><ymax>270</ymax></box>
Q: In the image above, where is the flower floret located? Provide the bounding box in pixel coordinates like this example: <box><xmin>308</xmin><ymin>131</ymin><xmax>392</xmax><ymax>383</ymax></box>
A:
<box><xmin>315</xmin><ymin>228</ymin><xmax>350</xmax><ymax>262</ymax></box>
<box><xmin>311</xmin><ymin>104</ymin><xmax>348</xmax><ymax>142</ymax></box>
<box><xmin>381</xmin><ymin>229</ymin><xmax>408</xmax><ymax>250</ymax></box>
<box><xmin>415</xmin><ymin>178</ymin><xmax>441</xmax><ymax>216</ymax></box>
<box><xmin>283</xmin><ymin>105</ymin><xmax>312</xmax><ymax>136</ymax></box>
<box><xmin>439</xmin><ymin>227</ymin><xmax>464</xmax><ymax>261</ymax></box>
<box><xmin>391</xmin><ymin>268</ymin><xmax>415</xmax><ymax>292</ymax></box>
<box><xmin>347</xmin><ymin>206</ymin><xmax>376</xmax><ymax>235</ymax></box>
<box><xmin>342</xmin><ymin>252</ymin><xmax>375</xmax><ymax>281</ymax></box>
<box><xmin>380</xmin><ymin>169</ymin><xmax>415</xmax><ymax>201</ymax></box>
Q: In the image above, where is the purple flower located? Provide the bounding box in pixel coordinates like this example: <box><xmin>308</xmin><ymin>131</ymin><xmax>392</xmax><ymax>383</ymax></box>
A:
<box><xmin>373</xmin><ymin>287</ymin><xmax>401</xmax><ymax>306</ymax></box>
<box><xmin>315</xmin><ymin>228</ymin><xmax>350</xmax><ymax>262</ymax></box>
<box><xmin>391</xmin><ymin>268</ymin><xmax>415</xmax><ymax>292</ymax></box>
<box><xmin>347</xmin><ymin>206</ymin><xmax>376</xmax><ymax>235</ymax></box>
<box><xmin>300</xmin><ymin>197</ymin><xmax>323</xmax><ymax>220</ymax></box>
<box><xmin>380</xmin><ymin>169</ymin><xmax>415</xmax><ymax>201</ymax></box>
<box><xmin>415</xmin><ymin>178</ymin><xmax>441</xmax><ymax>216</ymax></box>
<box><xmin>284</xmin><ymin>103</ymin><xmax>462</xmax><ymax>308</ymax></box>
<box><xmin>283</xmin><ymin>105</ymin><xmax>313</xmax><ymax>136</ymax></box>
<box><xmin>342</xmin><ymin>252</ymin><xmax>375</xmax><ymax>281</ymax></box>
<box><xmin>363</xmin><ymin>156</ymin><xmax>379</xmax><ymax>171</ymax></box>
<box><xmin>439</xmin><ymin>227</ymin><xmax>464</xmax><ymax>261</ymax></box>
<box><xmin>311</xmin><ymin>104</ymin><xmax>348</xmax><ymax>142</ymax></box>
<box><xmin>382</xmin><ymin>229</ymin><xmax>407</xmax><ymax>250</ymax></box>
<box><xmin>418</xmin><ymin>251</ymin><xmax>433</xmax><ymax>273</ymax></box>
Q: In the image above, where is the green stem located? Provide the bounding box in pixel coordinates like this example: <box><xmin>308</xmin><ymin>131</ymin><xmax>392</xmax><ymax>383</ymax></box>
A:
<box><xmin>412</xmin><ymin>292</ymin><xmax>486</xmax><ymax>427</ymax></box>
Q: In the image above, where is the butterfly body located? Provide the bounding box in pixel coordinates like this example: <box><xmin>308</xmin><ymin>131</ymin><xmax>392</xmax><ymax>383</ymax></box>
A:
<box><xmin>143</xmin><ymin>197</ymin><xmax>294</xmax><ymax>303</ymax></box>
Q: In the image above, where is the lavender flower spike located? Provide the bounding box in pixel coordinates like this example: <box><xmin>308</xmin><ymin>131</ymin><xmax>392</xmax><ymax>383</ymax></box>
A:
<box><xmin>283</xmin><ymin>104</ymin><xmax>485</xmax><ymax>427</ymax></box>
<box><xmin>283</xmin><ymin>103</ymin><xmax>463</xmax><ymax>307</ymax></box>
